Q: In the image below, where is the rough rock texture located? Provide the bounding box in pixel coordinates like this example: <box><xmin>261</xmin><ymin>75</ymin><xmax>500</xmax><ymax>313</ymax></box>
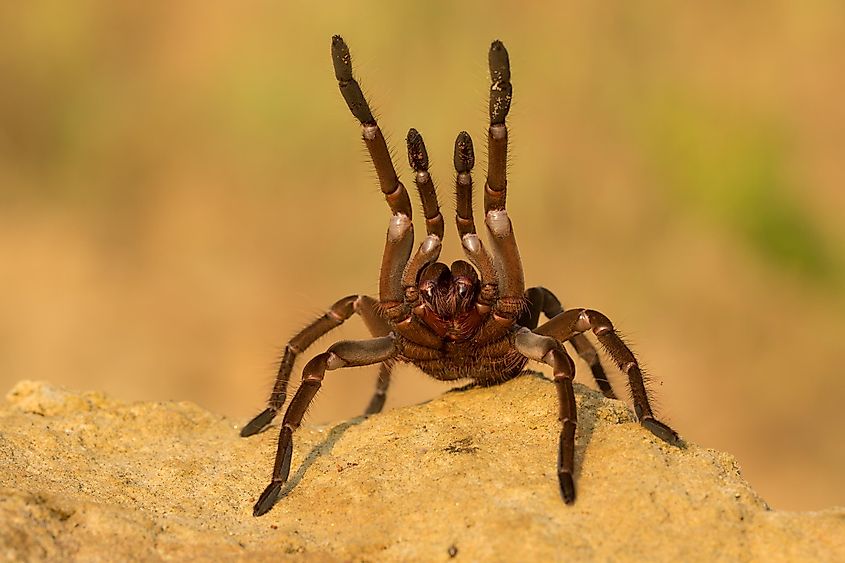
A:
<box><xmin>1</xmin><ymin>375</ymin><xmax>842</xmax><ymax>562</ymax></box>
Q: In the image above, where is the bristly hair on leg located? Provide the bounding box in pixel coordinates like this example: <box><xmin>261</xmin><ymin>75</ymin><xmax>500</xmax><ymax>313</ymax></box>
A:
<box><xmin>613</xmin><ymin>330</ymin><xmax>667</xmax><ymax>414</ymax></box>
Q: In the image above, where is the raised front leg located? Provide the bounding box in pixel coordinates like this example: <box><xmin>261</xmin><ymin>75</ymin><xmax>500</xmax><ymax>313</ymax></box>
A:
<box><xmin>253</xmin><ymin>336</ymin><xmax>398</xmax><ymax>516</ymax></box>
<box><xmin>535</xmin><ymin>309</ymin><xmax>682</xmax><ymax>446</ymax></box>
<box><xmin>241</xmin><ymin>295</ymin><xmax>394</xmax><ymax>437</ymax></box>
<box><xmin>483</xmin><ymin>41</ymin><xmax>524</xmax><ymax>312</ymax></box>
<box><xmin>513</xmin><ymin>329</ymin><xmax>578</xmax><ymax>503</ymax></box>
<box><xmin>331</xmin><ymin>36</ymin><xmax>414</xmax><ymax>311</ymax></box>
<box><xmin>521</xmin><ymin>287</ymin><xmax>616</xmax><ymax>399</ymax></box>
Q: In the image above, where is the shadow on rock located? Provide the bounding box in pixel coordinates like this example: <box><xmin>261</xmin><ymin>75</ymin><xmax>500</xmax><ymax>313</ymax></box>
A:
<box><xmin>279</xmin><ymin>416</ymin><xmax>367</xmax><ymax>498</ymax></box>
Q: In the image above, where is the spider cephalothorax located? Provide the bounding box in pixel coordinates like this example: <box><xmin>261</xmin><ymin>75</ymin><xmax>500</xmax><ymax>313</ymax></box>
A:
<box><xmin>241</xmin><ymin>35</ymin><xmax>682</xmax><ymax>517</ymax></box>
<box><xmin>415</xmin><ymin>261</ymin><xmax>482</xmax><ymax>341</ymax></box>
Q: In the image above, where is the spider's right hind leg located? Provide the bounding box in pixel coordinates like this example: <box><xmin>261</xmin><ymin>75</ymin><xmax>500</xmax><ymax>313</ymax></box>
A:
<box><xmin>520</xmin><ymin>287</ymin><xmax>616</xmax><ymax>399</ymax></box>
<box><xmin>240</xmin><ymin>295</ymin><xmax>394</xmax><ymax>437</ymax></box>
<box><xmin>535</xmin><ymin>307</ymin><xmax>682</xmax><ymax>447</ymax></box>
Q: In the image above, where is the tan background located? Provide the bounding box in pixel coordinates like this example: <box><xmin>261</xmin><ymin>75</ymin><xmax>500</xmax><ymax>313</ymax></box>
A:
<box><xmin>1</xmin><ymin>2</ymin><xmax>843</xmax><ymax>511</ymax></box>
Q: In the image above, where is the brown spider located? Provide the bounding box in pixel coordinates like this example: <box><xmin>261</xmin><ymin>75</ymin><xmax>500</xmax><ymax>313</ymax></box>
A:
<box><xmin>242</xmin><ymin>35</ymin><xmax>682</xmax><ymax>517</ymax></box>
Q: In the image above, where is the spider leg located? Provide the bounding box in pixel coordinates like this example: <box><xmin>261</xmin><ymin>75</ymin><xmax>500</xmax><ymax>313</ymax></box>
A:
<box><xmin>357</xmin><ymin>299</ymin><xmax>396</xmax><ymax>416</ymax></box>
<box><xmin>331</xmin><ymin>36</ymin><xmax>414</xmax><ymax>310</ymax></box>
<box><xmin>254</xmin><ymin>336</ymin><xmax>398</xmax><ymax>517</ymax></box>
<box><xmin>406</xmin><ymin>128</ymin><xmax>444</xmax><ymax>240</ymax></box>
<box><xmin>240</xmin><ymin>295</ymin><xmax>395</xmax><ymax>437</ymax></box>
<box><xmin>400</xmin><ymin>129</ymin><xmax>443</xmax><ymax>287</ymax></box>
<box><xmin>521</xmin><ymin>287</ymin><xmax>616</xmax><ymax>399</ymax></box>
<box><xmin>484</xmin><ymin>41</ymin><xmax>524</xmax><ymax>312</ymax></box>
<box><xmin>535</xmin><ymin>309</ymin><xmax>682</xmax><ymax>446</ymax></box>
<box><xmin>453</xmin><ymin>131</ymin><xmax>497</xmax><ymax>305</ymax></box>
<box><xmin>364</xmin><ymin>361</ymin><xmax>393</xmax><ymax>415</ymax></box>
<box><xmin>513</xmin><ymin>329</ymin><xmax>578</xmax><ymax>503</ymax></box>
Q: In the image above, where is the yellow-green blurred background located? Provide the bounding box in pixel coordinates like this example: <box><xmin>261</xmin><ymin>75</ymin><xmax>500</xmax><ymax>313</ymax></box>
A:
<box><xmin>1</xmin><ymin>2</ymin><xmax>843</xmax><ymax>511</ymax></box>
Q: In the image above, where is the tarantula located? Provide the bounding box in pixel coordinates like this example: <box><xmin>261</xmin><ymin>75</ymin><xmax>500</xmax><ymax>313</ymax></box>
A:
<box><xmin>241</xmin><ymin>35</ymin><xmax>682</xmax><ymax>517</ymax></box>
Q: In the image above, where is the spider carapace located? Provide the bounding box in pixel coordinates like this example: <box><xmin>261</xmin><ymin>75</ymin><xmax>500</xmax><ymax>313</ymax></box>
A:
<box><xmin>241</xmin><ymin>35</ymin><xmax>682</xmax><ymax>517</ymax></box>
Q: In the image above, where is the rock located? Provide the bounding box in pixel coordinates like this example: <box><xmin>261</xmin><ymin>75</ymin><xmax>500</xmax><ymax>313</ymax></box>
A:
<box><xmin>1</xmin><ymin>376</ymin><xmax>842</xmax><ymax>561</ymax></box>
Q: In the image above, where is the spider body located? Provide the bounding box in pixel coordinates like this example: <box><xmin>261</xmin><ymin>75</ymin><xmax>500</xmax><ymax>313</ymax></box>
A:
<box><xmin>398</xmin><ymin>334</ymin><xmax>529</xmax><ymax>385</ymax></box>
<box><xmin>242</xmin><ymin>36</ymin><xmax>682</xmax><ymax>517</ymax></box>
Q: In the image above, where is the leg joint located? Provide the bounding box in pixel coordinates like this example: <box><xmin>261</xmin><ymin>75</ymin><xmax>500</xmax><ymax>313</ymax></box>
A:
<box><xmin>547</xmin><ymin>349</ymin><xmax>575</xmax><ymax>379</ymax></box>
<box><xmin>362</xmin><ymin>124</ymin><xmax>378</xmax><ymax>140</ymax></box>
<box><xmin>485</xmin><ymin>209</ymin><xmax>511</xmax><ymax>237</ymax></box>
<box><xmin>329</xmin><ymin>295</ymin><xmax>358</xmax><ymax>321</ymax></box>
<box><xmin>325</xmin><ymin>352</ymin><xmax>347</xmax><ymax>371</ymax></box>
<box><xmin>387</xmin><ymin>213</ymin><xmax>412</xmax><ymax>242</ymax></box>
<box><xmin>514</xmin><ymin>329</ymin><xmax>559</xmax><ymax>362</ymax></box>
<box><xmin>302</xmin><ymin>353</ymin><xmax>330</xmax><ymax>380</ymax></box>
<box><xmin>585</xmin><ymin>309</ymin><xmax>613</xmax><ymax>335</ymax></box>
<box><xmin>328</xmin><ymin>336</ymin><xmax>397</xmax><ymax>368</ymax></box>
<box><xmin>490</xmin><ymin>123</ymin><xmax>507</xmax><ymax>140</ymax></box>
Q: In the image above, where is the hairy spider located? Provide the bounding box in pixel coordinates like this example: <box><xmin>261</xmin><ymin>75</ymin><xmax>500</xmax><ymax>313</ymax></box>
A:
<box><xmin>242</xmin><ymin>35</ymin><xmax>682</xmax><ymax>517</ymax></box>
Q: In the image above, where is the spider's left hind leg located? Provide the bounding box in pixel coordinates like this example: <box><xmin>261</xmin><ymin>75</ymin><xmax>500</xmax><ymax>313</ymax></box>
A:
<box><xmin>254</xmin><ymin>336</ymin><xmax>398</xmax><ymax>516</ymax></box>
<box><xmin>520</xmin><ymin>287</ymin><xmax>616</xmax><ymax>399</ymax></box>
<box><xmin>241</xmin><ymin>296</ymin><xmax>394</xmax><ymax>437</ymax></box>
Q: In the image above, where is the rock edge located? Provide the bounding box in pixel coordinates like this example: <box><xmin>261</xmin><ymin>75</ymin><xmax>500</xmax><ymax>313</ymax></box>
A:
<box><xmin>1</xmin><ymin>376</ymin><xmax>842</xmax><ymax>561</ymax></box>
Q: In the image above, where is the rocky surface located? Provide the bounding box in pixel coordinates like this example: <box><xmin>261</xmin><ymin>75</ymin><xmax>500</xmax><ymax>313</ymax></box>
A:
<box><xmin>1</xmin><ymin>375</ymin><xmax>842</xmax><ymax>561</ymax></box>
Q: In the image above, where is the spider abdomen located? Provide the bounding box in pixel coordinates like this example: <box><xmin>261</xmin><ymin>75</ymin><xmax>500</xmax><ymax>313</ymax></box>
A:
<box><xmin>396</xmin><ymin>335</ymin><xmax>528</xmax><ymax>383</ymax></box>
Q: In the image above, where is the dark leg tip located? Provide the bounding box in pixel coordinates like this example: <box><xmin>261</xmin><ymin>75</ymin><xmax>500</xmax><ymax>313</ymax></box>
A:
<box><xmin>488</xmin><ymin>40</ymin><xmax>511</xmax><ymax>82</ymax></box>
<box><xmin>454</xmin><ymin>131</ymin><xmax>475</xmax><ymax>172</ymax></box>
<box><xmin>558</xmin><ymin>471</ymin><xmax>576</xmax><ymax>504</ymax></box>
<box><xmin>641</xmin><ymin>417</ymin><xmax>684</xmax><ymax>448</ymax></box>
<box><xmin>240</xmin><ymin>407</ymin><xmax>277</xmax><ymax>437</ymax></box>
<box><xmin>331</xmin><ymin>35</ymin><xmax>348</xmax><ymax>57</ymax></box>
<box><xmin>406</xmin><ymin>128</ymin><xmax>429</xmax><ymax>171</ymax></box>
<box><xmin>331</xmin><ymin>35</ymin><xmax>353</xmax><ymax>82</ymax></box>
<box><xmin>253</xmin><ymin>481</ymin><xmax>283</xmax><ymax>517</ymax></box>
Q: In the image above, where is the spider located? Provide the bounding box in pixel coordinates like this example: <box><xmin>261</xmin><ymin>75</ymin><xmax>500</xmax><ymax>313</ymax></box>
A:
<box><xmin>242</xmin><ymin>35</ymin><xmax>682</xmax><ymax>517</ymax></box>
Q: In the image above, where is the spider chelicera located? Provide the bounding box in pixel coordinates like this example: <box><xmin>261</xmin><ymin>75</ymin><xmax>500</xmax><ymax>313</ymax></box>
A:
<box><xmin>242</xmin><ymin>35</ymin><xmax>682</xmax><ymax>517</ymax></box>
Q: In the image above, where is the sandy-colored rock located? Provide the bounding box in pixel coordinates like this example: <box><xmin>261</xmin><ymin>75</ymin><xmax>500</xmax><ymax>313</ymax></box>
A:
<box><xmin>1</xmin><ymin>375</ymin><xmax>842</xmax><ymax>561</ymax></box>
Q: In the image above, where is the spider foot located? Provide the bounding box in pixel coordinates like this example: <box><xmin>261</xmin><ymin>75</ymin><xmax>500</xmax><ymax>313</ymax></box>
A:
<box><xmin>641</xmin><ymin>416</ymin><xmax>683</xmax><ymax>447</ymax></box>
<box><xmin>253</xmin><ymin>481</ymin><xmax>284</xmax><ymax>517</ymax></box>
<box><xmin>599</xmin><ymin>387</ymin><xmax>618</xmax><ymax>400</ymax></box>
<box><xmin>240</xmin><ymin>407</ymin><xmax>278</xmax><ymax>437</ymax></box>
<box><xmin>253</xmin><ymin>429</ymin><xmax>294</xmax><ymax>516</ymax></box>
<box><xmin>558</xmin><ymin>470</ymin><xmax>576</xmax><ymax>504</ymax></box>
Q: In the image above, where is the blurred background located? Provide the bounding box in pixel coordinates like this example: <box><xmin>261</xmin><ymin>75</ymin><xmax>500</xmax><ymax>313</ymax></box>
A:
<box><xmin>1</xmin><ymin>1</ymin><xmax>843</xmax><ymax>511</ymax></box>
